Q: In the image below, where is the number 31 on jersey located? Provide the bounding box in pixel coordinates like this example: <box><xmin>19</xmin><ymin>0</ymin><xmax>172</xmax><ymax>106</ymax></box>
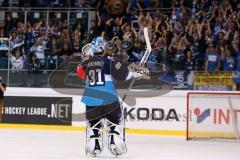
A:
<box><xmin>88</xmin><ymin>69</ymin><xmax>105</xmax><ymax>86</ymax></box>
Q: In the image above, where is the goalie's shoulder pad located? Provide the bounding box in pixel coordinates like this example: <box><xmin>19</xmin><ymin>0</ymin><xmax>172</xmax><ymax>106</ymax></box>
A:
<box><xmin>111</xmin><ymin>61</ymin><xmax>129</xmax><ymax>81</ymax></box>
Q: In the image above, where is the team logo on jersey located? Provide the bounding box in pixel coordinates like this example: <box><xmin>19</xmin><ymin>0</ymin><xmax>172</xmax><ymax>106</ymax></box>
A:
<box><xmin>194</xmin><ymin>108</ymin><xmax>211</xmax><ymax>123</ymax></box>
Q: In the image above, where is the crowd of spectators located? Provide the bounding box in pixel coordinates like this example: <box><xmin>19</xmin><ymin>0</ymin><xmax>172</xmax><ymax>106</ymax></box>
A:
<box><xmin>0</xmin><ymin>0</ymin><xmax>92</xmax><ymax>8</ymax></box>
<box><xmin>0</xmin><ymin>0</ymin><xmax>239</xmax><ymax>76</ymax></box>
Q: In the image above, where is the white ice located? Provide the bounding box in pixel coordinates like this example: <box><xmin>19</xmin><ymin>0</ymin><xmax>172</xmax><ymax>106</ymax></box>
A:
<box><xmin>0</xmin><ymin>129</ymin><xmax>239</xmax><ymax>160</ymax></box>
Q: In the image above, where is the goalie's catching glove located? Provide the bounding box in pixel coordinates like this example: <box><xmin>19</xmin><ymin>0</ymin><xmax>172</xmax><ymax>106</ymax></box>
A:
<box><xmin>127</xmin><ymin>63</ymin><xmax>150</xmax><ymax>80</ymax></box>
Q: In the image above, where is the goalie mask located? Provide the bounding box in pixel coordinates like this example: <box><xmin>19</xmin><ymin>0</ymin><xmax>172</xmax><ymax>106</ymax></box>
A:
<box><xmin>82</xmin><ymin>43</ymin><xmax>94</xmax><ymax>56</ymax></box>
<box><xmin>91</xmin><ymin>36</ymin><xmax>106</xmax><ymax>53</ymax></box>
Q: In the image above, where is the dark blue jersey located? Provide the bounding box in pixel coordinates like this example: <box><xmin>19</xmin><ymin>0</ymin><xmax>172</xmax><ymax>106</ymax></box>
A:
<box><xmin>81</xmin><ymin>56</ymin><xmax>129</xmax><ymax>106</ymax></box>
<box><xmin>205</xmin><ymin>51</ymin><xmax>220</xmax><ymax>71</ymax></box>
<box><xmin>223</xmin><ymin>55</ymin><xmax>235</xmax><ymax>71</ymax></box>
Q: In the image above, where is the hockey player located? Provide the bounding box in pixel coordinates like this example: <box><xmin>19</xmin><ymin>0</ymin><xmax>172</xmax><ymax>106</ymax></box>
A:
<box><xmin>77</xmin><ymin>36</ymin><xmax>148</xmax><ymax>157</ymax></box>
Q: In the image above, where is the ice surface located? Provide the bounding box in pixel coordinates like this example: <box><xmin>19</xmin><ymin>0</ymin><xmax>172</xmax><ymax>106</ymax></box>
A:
<box><xmin>0</xmin><ymin>129</ymin><xmax>239</xmax><ymax>160</ymax></box>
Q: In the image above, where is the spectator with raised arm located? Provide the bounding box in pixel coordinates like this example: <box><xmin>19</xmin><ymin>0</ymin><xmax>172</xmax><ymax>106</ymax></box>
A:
<box><xmin>221</xmin><ymin>46</ymin><xmax>235</xmax><ymax>71</ymax></box>
<box><xmin>48</xmin><ymin>35</ymin><xmax>61</xmax><ymax>69</ymax></box>
<box><xmin>105</xmin><ymin>17</ymin><xmax>123</xmax><ymax>40</ymax></box>
<box><xmin>137</xmin><ymin>12</ymin><xmax>153</xmax><ymax>46</ymax></box>
<box><xmin>72</xmin><ymin>29</ymin><xmax>82</xmax><ymax>56</ymax></box>
<box><xmin>122</xmin><ymin>23</ymin><xmax>134</xmax><ymax>42</ymax></box>
<box><xmin>88</xmin><ymin>11</ymin><xmax>102</xmax><ymax>42</ymax></box>
<box><xmin>61</xmin><ymin>30</ymin><xmax>71</xmax><ymax>56</ymax></box>
<box><xmin>24</xmin><ymin>22</ymin><xmax>35</xmax><ymax>55</ymax></box>
<box><xmin>9</xmin><ymin>30</ymin><xmax>24</xmax><ymax>52</ymax></box>
<box><xmin>30</xmin><ymin>36</ymin><xmax>46</xmax><ymax>69</ymax></box>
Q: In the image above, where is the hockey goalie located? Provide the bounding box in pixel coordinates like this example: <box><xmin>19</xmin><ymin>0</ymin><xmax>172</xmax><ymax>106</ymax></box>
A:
<box><xmin>76</xmin><ymin>36</ymin><xmax>149</xmax><ymax>157</ymax></box>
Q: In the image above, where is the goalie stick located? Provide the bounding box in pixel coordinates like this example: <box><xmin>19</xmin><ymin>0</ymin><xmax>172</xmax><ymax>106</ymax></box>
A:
<box><xmin>140</xmin><ymin>27</ymin><xmax>152</xmax><ymax>66</ymax></box>
<box><xmin>118</xmin><ymin>27</ymin><xmax>151</xmax><ymax>143</ymax></box>
<box><xmin>129</xmin><ymin>27</ymin><xmax>152</xmax><ymax>90</ymax></box>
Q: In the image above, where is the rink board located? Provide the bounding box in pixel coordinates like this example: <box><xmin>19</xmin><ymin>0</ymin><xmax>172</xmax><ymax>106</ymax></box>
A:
<box><xmin>1</xmin><ymin>88</ymin><xmax>239</xmax><ymax>137</ymax></box>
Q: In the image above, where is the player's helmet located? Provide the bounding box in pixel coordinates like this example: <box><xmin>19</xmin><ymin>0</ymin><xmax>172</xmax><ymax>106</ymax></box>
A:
<box><xmin>91</xmin><ymin>36</ymin><xmax>106</xmax><ymax>53</ymax></box>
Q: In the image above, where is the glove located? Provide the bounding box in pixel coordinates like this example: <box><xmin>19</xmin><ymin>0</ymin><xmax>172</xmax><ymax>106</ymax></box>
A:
<box><xmin>76</xmin><ymin>64</ymin><xmax>86</xmax><ymax>79</ymax></box>
<box><xmin>127</xmin><ymin>63</ymin><xmax>150</xmax><ymax>80</ymax></box>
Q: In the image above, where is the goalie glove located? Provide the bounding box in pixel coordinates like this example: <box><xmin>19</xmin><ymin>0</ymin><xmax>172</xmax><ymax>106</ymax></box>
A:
<box><xmin>127</xmin><ymin>63</ymin><xmax>150</xmax><ymax>80</ymax></box>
